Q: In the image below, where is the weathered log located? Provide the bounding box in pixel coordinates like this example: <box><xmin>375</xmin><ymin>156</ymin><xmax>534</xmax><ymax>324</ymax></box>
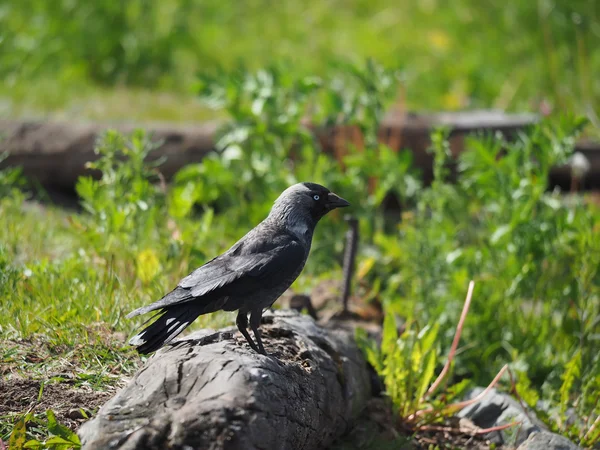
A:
<box><xmin>0</xmin><ymin>111</ymin><xmax>536</xmax><ymax>188</ymax></box>
<box><xmin>78</xmin><ymin>310</ymin><xmax>371</xmax><ymax>450</ymax></box>
<box><xmin>0</xmin><ymin>119</ymin><xmax>219</xmax><ymax>189</ymax></box>
<box><xmin>2</xmin><ymin>111</ymin><xmax>599</xmax><ymax>194</ymax></box>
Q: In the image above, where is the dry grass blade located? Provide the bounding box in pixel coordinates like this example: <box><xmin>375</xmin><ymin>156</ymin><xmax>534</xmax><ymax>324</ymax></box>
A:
<box><xmin>422</xmin><ymin>280</ymin><xmax>475</xmax><ymax>402</ymax></box>
<box><xmin>441</xmin><ymin>364</ymin><xmax>509</xmax><ymax>413</ymax></box>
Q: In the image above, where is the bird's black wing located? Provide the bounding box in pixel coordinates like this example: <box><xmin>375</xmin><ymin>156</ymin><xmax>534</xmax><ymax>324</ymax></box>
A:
<box><xmin>126</xmin><ymin>232</ymin><xmax>305</xmax><ymax>317</ymax></box>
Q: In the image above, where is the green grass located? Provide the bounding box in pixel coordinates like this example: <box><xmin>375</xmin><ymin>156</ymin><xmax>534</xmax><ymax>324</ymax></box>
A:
<box><xmin>0</xmin><ymin>81</ymin><xmax>219</xmax><ymax>123</ymax></box>
<box><xmin>1</xmin><ymin>0</ymin><xmax>600</xmax><ymax>123</ymax></box>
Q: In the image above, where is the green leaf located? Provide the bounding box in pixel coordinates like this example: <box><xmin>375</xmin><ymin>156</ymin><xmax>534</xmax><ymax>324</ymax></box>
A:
<box><xmin>355</xmin><ymin>328</ymin><xmax>383</xmax><ymax>373</ymax></box>
<box><xmin>514</xmin><ymin>371</ymin><xmax>539</xmax><ymax>408</ymax></box>
<box><xmin>8</xmin><ymin>417</ymin><xmax>27</xmax><ymax>450</ymax></box>
<box><xmin>45</xmin><ymin>436</ymin><xmax>80</xmax><ymax>448</ymax></box>
<box><xmin>490</xmin><ymin>224</ymin><xmax>511</xmax><ymax>244</ymax></box>
<box><xmin>75</xmin><ymin>176</ymin><xmax>97</xmax><ymax>202</ymax></box>
<box><xmin>559</xmin><ymin>351</ymin><xmax>581</xmax><ymax>416</ymax></box>
<box><xmin>416</xmin><ymin>350</ymin><xmax>438</xmax><ymax>402</ymax></box>
<box><xmin>46</xmin><ymin>410</ymin><xmax>80</xmax><ymax>445</ymax></box>
<box><xmin>418</xmin><ymin>323</ymin><xmax>439</xmax><ymax>355</ymax></box>
<box><xmin>356</xmin><ymin>257</ymin><xmax>376</xmax><ymax>280</ymax></box>
<box><xmin>381</xmin><ymin>311</ymin><xmax>398</xmax><ymax>358</ymax></box>
<box><xmin>445</xmin><ymin>378</ymin><xmax>472</xmax><ymax>403</ymax></box>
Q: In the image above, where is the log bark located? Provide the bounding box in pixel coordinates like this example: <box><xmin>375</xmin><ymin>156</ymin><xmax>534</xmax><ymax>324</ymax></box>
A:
<box><xmin>77</xmin><ymin>310</ymin><xmax>372</xmax><ymax>450</ymax></box>
<box><xmin>0</xmin><ymin>119</ymin><xmax>219</xmax><ymax>189</ymax></box>
<box><xmin>0</xmin><ymin>111</ymin><xmax>536</xmax><ymax>189</ymax></box>
<box><xmin>2</xmin><ymin>111</ymin><xmax>598</xmax><ymax>193</ymax></box>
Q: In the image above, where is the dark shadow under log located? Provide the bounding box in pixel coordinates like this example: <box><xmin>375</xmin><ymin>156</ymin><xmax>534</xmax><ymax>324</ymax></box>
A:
<box><xmin>78</xmin><ymin>310</ymin><xmax>371</xmax><ymax>450</ymax></box>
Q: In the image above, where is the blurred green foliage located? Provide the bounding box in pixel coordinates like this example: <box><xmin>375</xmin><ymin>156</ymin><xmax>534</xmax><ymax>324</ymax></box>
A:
<box><xmin>74</xmin><ymin>130</ymin><xmax>167</xmax><ymax>256</ymax></box>
<box><xmin>1</xmin><ymin>0</ymin><xmax>600</xmax><ymax>123</ymax></box>
<box><xmin>362</xmin><ymin>117</ymin><xmax>600</xmax><ymax>446</ymax></box>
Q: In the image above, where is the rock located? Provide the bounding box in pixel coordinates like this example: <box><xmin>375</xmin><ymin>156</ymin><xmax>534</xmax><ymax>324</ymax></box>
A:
<box><xmin>458</xmin><ymin>388</ymin><xmax>582</xmax><ymax>449</ymax></box>
<box><xmin>517</xmin><ymin>431</ymin><xmax>581</xmax><ymax>450</ymax></box>
<box><xmin>78</xmin><ymin>310</ymin><xmax>372</xmax><ymax>450</ymax></box>
<box><xmin>67</xmin><ymin>408</ymin><xmax>88</xmax><ymax>420</ymax></box>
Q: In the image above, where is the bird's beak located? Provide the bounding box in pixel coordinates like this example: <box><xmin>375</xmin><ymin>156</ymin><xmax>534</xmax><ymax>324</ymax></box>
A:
<box><xmin>326</xmin><ymin>192</ymin><xmax>350</xmax><ymax>209</ymax></box>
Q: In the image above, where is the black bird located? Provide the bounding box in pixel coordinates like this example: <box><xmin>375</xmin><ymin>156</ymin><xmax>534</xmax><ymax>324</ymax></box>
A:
<box><xmin>127</xmin><ymin>182</ymin><xmax>350</xmax><ymax>355</ymax></box>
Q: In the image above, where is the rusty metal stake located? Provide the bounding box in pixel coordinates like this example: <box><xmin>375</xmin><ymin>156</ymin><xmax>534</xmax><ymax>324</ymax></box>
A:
<box><xmin>341</xmin><ymin>215</ymin><xmax>359</xmax><ymax>313</ymax></box>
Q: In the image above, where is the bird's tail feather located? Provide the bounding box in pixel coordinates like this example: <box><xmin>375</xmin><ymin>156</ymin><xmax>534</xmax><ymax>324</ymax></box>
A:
<box><xmin>129</xmin><ymin>304</ymin><xmax>203</xmax><ymax>355</ymax></box>
<box><xmin>126</xmin><ymin>287</ymin><xmax>191</xmax><ymax>319</ymax></box>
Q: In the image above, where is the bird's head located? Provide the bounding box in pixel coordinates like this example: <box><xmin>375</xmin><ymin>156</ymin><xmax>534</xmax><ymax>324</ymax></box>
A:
<box><xmin>269</xmin><ymin>182</ymin><xmax>350</xmax><ymax>236</ymax></box>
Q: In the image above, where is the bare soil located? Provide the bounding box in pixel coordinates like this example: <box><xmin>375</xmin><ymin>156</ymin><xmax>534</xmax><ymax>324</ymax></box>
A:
<box><xmin>0</xmin><ymin>378</ymin><xmax>114</xmax><ymax>432</ymax></box>
<box><xmin>0</xmin><ymin>327</ymin><xmax>137</xmax><ymax>436</ymax></box>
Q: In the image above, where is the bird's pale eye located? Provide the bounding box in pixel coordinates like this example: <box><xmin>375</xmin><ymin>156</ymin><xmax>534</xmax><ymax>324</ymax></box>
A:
<box><xmin>313</xmin><ymin>194</ymin><xmax>320</xmax><ymax>201</ymax></box>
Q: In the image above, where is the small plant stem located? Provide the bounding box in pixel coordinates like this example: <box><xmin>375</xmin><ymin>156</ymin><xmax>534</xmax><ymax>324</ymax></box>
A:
<box><xmin>341</xmin><ymin>215</ymin><xmax>358</xmax><ymax>312</ymax></box>
<box><xmin>582</xmin><ymin>414</ymin><xmax>600</xmax><ymax>443</ymax></box>
<box><xmin>422</xmin><ymin>280</ymin><xmax>475</xmax><ymax>401</ymax></box>
<box><xmin>570</xmin><ymin>175</ymin><xmax>579</xmax><ymax>193</ymax></box>
<box><xmin>507</xmin><ymin>368</ymin><xmax>538</xmax><ymax>426</ymax></box>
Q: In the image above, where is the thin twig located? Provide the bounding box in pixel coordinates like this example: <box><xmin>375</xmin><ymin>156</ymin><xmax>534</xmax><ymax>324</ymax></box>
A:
<box><xmin>473</xmin><ymin>421</ymin><xmax>520</xmax><ymax>435</ymax></box>
<box><xmin>422</xmin><ymin>280</ymin><xmax>475</xmax><ymax>401</ymax></box>
<box><xmin>507</xmin><ymin>367</ymin><xmax>538</xmax><ymax>426</ymax></box>
<box><xmin>156</xmin><ymin>170</ymin><xmax>168</xmax><ymax>194</ymax></box>
<box><xmin>441</xmin><ymin>364</ymin><xmax>509</xmax><ymax>413</ymax></box>
<box><xmin>476</xmin><ymin>421</ymin><xmax>521</xmax><ymax>435</ymax></box>
<box><xmin>408</xmin><ymin>364</ymin><xmax>508</xmax><ymax>421</ymax></box>
<box><xmin>418</xmin><ymin>421</ymin><xmax>520</xmax><ymax>436</ymax></box>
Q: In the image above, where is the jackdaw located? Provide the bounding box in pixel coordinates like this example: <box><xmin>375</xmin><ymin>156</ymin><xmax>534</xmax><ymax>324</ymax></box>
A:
<box><xmin>127</xmin><ymin>182</ymin><xmax>350</xmax><ymax>355</ymax></box>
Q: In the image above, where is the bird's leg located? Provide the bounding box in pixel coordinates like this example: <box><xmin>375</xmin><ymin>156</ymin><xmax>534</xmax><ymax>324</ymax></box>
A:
<box><xmin>236</xmin><ymin>311</ymin><xmax>259</xmax><ymax>353</ymax></box>
<box><xmin>250</xmin><ymin>309</ymin><xmax>267</xmax><ymax>355</ymax></box>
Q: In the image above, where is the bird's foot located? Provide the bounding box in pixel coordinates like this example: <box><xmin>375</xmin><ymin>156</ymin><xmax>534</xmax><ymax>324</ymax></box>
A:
<box><xmin>256</xmin><ymin>345</ymin><xmax>267</xmax><ymax>356</ymax></box>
